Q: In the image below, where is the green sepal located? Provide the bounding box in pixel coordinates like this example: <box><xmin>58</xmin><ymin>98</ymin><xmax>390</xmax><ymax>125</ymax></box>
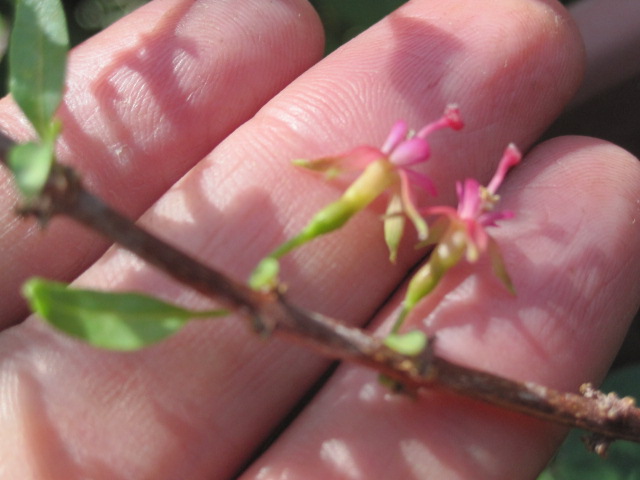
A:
<box><xmin>292</xmin><ymin>158</ymin><xmax>342</xmax><ymax>179</ymax></box>
<box><xmin>401</xmin><ymin>187</ymin><xmax>428</xmax><ymax>242</ymax></box>
<box><xmin>384</xmin><ymin>194</ymin><xmax>405</xmax><ymax>263</ymax></box>
<box><xmin>488</xmin><ymin>236</ymin><xmax>515</xmax><ymax>295</ymax></box>
<box><xmin>23</xmin><ymin>277</ymin><xmax>228</xmax><ymax>350</ymax></box>
<box><xmin>383</xmin><ymin>330</ymin><xmax>428</xmax><ymax>356</ymax></box>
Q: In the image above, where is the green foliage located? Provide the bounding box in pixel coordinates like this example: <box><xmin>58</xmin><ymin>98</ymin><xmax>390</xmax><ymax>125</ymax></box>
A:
<box><xmin>9</xmin><ymin>0</ymin><xmax>68</xmax><ymax>138</ymax></box>
<box><xmin>73</xmin><ymin>0</ymin><xmax>146</xmax><ymax>32</ymax></box>
<box><xmin>23</xmin><ymin>278</ymin><xmax>228</xmax><ymax>350</ymax></box>
<box><xmin>309</xmin><ymin>0</ymin><xmax>407</xmax><ymax>53</ymax></box>
<box><xmin>308</xmin><ymin>0</ymin><xmax>578</xmax><ymax>54</ymax></box>
<box><xmin>538</xmin><ymin>364</ymin><xmax>640</xmax><ymax>479</ymax></box>
<box><xmin>7</xmin><ymin>0</ymin><xmax>68</xmax><ymax>197</ymax></box>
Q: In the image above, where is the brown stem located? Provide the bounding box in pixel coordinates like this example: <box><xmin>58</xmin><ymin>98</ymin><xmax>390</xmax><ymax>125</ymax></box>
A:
<box><xmin>432</xmin><ymin>356</ymin><xmax>640</xmax><ymax>454</ymax></box>
<box><xmin>4</xmin><ymin>154</ymin><xmax>640</xmax><ymax>455</ymax></box>
<box><xmin>29</xmin><ymin>163</ymin><xmax>264</xmax><ymax>313</ymax></box>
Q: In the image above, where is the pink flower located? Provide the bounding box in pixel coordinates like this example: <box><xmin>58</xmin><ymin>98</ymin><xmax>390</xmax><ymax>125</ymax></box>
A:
<box><xmin>295</xmin><ymin>105</ymin><xmax>463</xmax><ymax>262</ymax></box>
<box><xmin>428</xmin><ymin>143</ymin><xmax>521</xmax><ymax>263</ymax></box>
<box><xmin>251</xmin><ymin>107</ymin><xmax>464</xmax><ymax>290</ymax></box>
<box><xmin>394</xmin><ymin>144</ymin><xmax>521</xmax><ymax>330</ymax></box>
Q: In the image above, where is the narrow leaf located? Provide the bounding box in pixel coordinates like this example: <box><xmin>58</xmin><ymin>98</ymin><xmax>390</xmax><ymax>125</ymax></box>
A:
<box><xmin>9</xmin><ymin>0</ymin><xmax>69</xmax><ymax>138</ymax></box>
<box><xmin>8</xmin><ymin>141</ymin><xmax>54</xmax><ymax>197</ymax></box>
<box><xmin>23</xmin><ymin>278</ymin><xmax>228</xmax><ymax>350</ymax></box>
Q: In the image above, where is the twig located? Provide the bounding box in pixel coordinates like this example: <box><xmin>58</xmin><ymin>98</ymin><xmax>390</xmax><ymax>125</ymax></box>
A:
<box><xmin>2</xmin><ymin>140</ymin><xmax>639</xmax><ymax>455</ymax></box>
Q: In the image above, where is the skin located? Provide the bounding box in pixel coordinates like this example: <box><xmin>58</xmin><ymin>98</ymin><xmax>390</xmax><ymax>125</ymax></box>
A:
<box><xmin>0</xmin><ymin>0</ymin><xmax>639</xmax><ymax>479</ymax></box>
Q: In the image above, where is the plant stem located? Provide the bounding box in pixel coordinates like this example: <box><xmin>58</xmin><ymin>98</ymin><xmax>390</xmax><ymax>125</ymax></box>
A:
<box><xmin>1</xmin><ymin>138</ymin><xmax>638</xmax><ymax>455</ymax></box>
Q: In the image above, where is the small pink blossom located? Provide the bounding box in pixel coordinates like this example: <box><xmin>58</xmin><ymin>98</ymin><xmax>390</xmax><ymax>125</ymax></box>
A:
<box><xmin>394</xmin><ymin>144</ymin><xmax>521</xmax><ymax>330</ymax></box>
<box><xmin>427</xmin><ymin>143</ymin><xmax>521</xmax><ymax>263</ymax></box>
<box><xmin>295</xmin><ymin>105</ymin><xmax>463</xmax><ymax>262</ymax></box>
<box><xmin>251</xmin><ymin>107</ymin><xmax>465</xmax><ymax>289</ymax></box>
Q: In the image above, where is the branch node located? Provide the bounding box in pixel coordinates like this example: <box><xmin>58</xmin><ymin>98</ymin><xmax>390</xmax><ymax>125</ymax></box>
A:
<box><xmin>17</xmin><ymin>163</ymin><xmax>82</xmax><ymax>224</ymax></box>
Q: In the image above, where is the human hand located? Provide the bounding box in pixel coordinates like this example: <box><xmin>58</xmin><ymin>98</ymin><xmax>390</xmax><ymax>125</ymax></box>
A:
<box><xmin>0</xmin><ymin>1</ymin><xmax>639</xmax><ymax>479</ymax></box>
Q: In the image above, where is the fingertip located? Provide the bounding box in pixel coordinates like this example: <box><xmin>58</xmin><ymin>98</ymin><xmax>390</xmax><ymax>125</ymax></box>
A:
<box><xmin>484</xmin><ymin>135</ymin><xmax>640</xmax><ymax>383</ymax></box>
<box><xmin>516</xmin><ymin>135</ymin><xmax>640</xmax><ymax>203</ymax></box>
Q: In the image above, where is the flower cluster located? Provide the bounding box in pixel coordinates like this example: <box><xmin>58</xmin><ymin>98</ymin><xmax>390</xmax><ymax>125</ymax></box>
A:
<box><xmin>249</xmin><ymin>106</ymin><xmax>463</xmax><ymax>289</ymax></box>
<box><xmin>250</xmin><ymin>106</ymin><xmax>520</xmax><ymax>351</ymax></box>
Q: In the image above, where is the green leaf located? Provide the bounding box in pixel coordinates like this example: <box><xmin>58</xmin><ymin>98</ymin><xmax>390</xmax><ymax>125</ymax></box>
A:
<box><xmin>23</xmin><ymin>278</ymin><xmax>228</xmax><ymax>350</ymax></box>
<box><xmin>9</xmin><ymin>0</ymin><xmax>69</xmax><ymax>138</ymax></box>
<box><xmin>8</xmin><ymin>140</ymin><xmax>54</xmax><ymax>197</ymax></box>
<box><xmin>383</xmin><ymin>330</ymin><xmax>428</xmax><ymax>356</ymax></box>
<box><xmin>537</xmin><ymin>364</ymin><xmax>640</xmax><ymax>479</ymax></box>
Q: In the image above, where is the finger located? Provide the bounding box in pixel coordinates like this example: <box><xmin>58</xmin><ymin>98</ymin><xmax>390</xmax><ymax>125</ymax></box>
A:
<box><xmin>240</xmin><ymin>137</ymin><xmax>640</xmax><ymax>480</ymax></box>
<box><xmin>0</xmin><ymin>0</ymin><xmax>584</xmax><ymax>478</ymax></box>
<box><xmin>0</xmin><ymin>0</ymin><xmax>324</xmax><ymax>327</ymax></box>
